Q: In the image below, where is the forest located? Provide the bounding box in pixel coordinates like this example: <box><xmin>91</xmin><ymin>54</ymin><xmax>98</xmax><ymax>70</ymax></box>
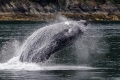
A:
<box><xmin>29</xmin><ymin>0</ymin><xmax>120</xmax><ymax>4</ymax></box>
<box><xmin>0</xmin><ymin>0</ymin><xmax>120</xmax><ymax>5</ymax></box>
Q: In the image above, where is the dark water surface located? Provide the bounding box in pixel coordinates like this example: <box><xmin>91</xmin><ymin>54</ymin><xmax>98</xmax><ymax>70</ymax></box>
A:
<box><xmin>0</xmin><ymin>21</ymin><xmax>120</xmax><ymax>80</ymax></box>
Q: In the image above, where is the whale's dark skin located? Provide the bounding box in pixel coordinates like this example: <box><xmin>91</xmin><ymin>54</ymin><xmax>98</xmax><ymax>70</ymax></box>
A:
<box><xmin>19</xmin><ymin>20</ymin><xmax>87</xmax><ymax>63</ymax></box>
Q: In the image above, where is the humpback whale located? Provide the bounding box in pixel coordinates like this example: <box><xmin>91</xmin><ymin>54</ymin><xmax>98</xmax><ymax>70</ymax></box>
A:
<box><xmin>19</xmin><ymin>20</ymin><xmax>87</xmax><ymax>63</ymax></box>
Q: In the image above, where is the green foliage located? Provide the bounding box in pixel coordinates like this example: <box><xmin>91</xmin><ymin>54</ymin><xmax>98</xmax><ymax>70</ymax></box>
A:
<box><xmin>109</xmin><ymin>0</ymin><xmax>115</xmax><ymax>3</ymax></box>
<box><xmin>29</xmin><ymin>0</ymin><xmax>57</xmax><ymax>3</ymax></box>
<box><xmin>85</xmin><ymin>0</ymin><xmax>120</xmax><ymax>4</ymax></box>
<box><xmin>0</xmin><ymin>0</ymin><xmax>17</xmax><ymax>3</ymax></box>
<box><xmin>94</xmin><ymin>0</ymin><xmax>120</xmax><ymax>4</ymax></box>
<box><xmin>114</xmin><ymin>0</ymin><xmax>120</xmax><ymax>4</ymax></box>
<box><xmin>29</xmin><ymin>0</ymin><xmax>40</xmax><ymax>2</ymax></box>
<box><xmin>94</xmin><ymin>0</ymin><xmax>106</xmax><ymax>4</ymax></box>
<box><xmin>0</xmin><ymin>0</ymin><xmax>11</xmax><ymax>2</ymax></box>
<box><xmin>0</xmin><ymin>0</ymin><xmax>120</xmax><ymax>5</ymax></box>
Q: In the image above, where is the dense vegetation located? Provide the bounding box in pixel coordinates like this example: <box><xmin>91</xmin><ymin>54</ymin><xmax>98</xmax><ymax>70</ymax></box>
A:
<box><xmin>0</xmin><ymin>0</ymin><xmax>120</xmax><ymax>21</ymax></box>
<box><xmin>0</xmin><ymin>0</ymin><xmax>120</xmax><ymax>4</ymax></box>
<box><xmin>97</xmin><ymin>0</ymin><xmax>120</xmax><ymax>4</ymax></box>
<box><xmin>29</xmin><ymin>0</ymin><xmax>120</xmax><ymax>4</ymax></box>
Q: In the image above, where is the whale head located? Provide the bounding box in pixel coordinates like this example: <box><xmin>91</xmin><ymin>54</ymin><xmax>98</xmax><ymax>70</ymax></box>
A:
<box><xmin>48</xmin><ymin>20</ymin><xmax>87</xmax><ymax>56</ymax></box>
<box><xmin>62</xmin><ymin>20</ymin><xmax>87</xmax><ymax>40</ymax></box>
<box><xmin>53</xmin><ymin>20</ymin><xmax>86</xmax><ymax>46</ymax></box>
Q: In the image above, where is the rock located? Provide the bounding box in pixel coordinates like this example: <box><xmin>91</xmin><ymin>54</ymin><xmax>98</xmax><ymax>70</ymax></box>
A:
<box><xmin>79</xmin><ymin>1</ymin><xmax>97</xmax><ymax>12</ymax></box>
<box><xmin>30</xmin><ymin>8</ymin><xmax>39</xmax><ymax>14</ymax></box>
<box><xmin>117</xmin><ymin>5</ymin><xmax>120</xmax><ymax>11</ymax></box>
<box><xmin>99</xmin><ymin>1</ymin><xmax>119</xmax><ymax>13</ymax></box>
<box><xmin>1</xmin><ymin>5</ymin><xmax>6</xmax><ymax>12</ymax></box>
<box><xmin>34</xmin><ymin>3</ymin><xmax>44</xmax><ymax>12</ymax></box>
<box><xmin>10</xmin><ymin>2</ymin><xmax>16</xmax><ymax>8</ymax></box>
<box><xmin>67</xmin><ymin>3</ymin><xmax>81</xmax><ymax>12</ymax></box>
<box><xmin>21</xmin><ymin>4</ymin><xmax>28</xmax><ymax>11</ymax></box>
<box><xmin>44</xmin><ymin>5</ymin><xmax>55</xmax><ymax>13</ymax></box>
<box><xmin>112</xmin><ymin>15</ymin><xmax>119</xmax><ymax>20</ymax></box>
<box><xmin>114</xmin><ymin>13</ymin><xmax>120</xmax><ymax>19</ymax></box>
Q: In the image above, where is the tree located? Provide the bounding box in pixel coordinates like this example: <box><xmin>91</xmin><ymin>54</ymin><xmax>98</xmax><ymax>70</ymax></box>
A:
<box><xmin>114</xmin><ymin>0</ymin><xmax>120</xmax><ymax>4</ymax></box>
<box><xmin>95</xmin><ymin>0</ymin><xmax>106</xmax><ymax>4</ymax></box>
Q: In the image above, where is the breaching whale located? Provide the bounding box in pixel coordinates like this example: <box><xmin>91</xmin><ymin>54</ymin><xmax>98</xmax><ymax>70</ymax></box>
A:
<box><xmin>19</xmin><ymin>20</ymin><xmax>87</xmax><ymax>63</ymax></box>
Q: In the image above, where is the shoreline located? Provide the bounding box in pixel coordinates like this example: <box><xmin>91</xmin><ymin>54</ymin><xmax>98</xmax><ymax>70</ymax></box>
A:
<box><xmin>0</xmin><ymin>19</ymin><xmax>120</xmax><ymax>22</ymax></box>
<box><xmin>0</xmin><ymin>12</ymin><xmax>120</xmax><ymax>21</ymax></box>
<box><xmin>0</xmin><ymin>0</ymin><xmax>120</xmax><ymax>21</ymax></box>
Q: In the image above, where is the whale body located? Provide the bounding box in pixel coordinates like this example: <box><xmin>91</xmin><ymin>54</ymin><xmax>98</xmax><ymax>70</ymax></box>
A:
<box><xmin>19</xmin><ymin>20</ymin><xmax>87</xmax><ymax>63</ymax></box>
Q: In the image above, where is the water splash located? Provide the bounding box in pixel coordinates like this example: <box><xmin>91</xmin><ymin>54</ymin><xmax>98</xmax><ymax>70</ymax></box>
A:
<box><xmin>0</xmin><ymin>19</ymin><xmax>91</xmax><ymax>71</ymax></box>
<box><xmin>0</xmin><ymin>17</ymin><xmax>109</xmax><ymax>70</ymax></box>
<box><xmin>73</xmin><ymin>23</ymin><xmax>109</xmax><ymax>65</ymax></box>
<box><xmin>0</xmin><ymin>57</ymin><xmax>96</xmax><ymax>71</ymax></box>
<box><xmin>0</xmin><ymin>57</ymin><xmax>43</xmax><ymax>71</ymax></box>
<box><xmin>0</xmin><ymin>40</ymin><xmax>20</xmax><ymax>63</ymax></box>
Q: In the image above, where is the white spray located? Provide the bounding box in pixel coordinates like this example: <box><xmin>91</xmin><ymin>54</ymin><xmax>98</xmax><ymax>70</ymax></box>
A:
<box><xmin>0</xmin><ymin>17</ymin><xmax>107</xmax><ymax>71</ymax></box>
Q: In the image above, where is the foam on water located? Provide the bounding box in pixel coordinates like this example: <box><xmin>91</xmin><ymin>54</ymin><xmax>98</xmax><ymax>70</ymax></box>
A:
<box><xmin>43</xmin><ymin>65</ymin><xmax>96</xmax><ymax>70</ymax></box>
<box><xmin>0</xmin><ymin>57</ymin><xmax>44</xmax><ymax>71</ymax></box>
<box><xmin>0</xmin><ymin>56</ymin><xmax>96</xmax><ymax>71</ymax></box>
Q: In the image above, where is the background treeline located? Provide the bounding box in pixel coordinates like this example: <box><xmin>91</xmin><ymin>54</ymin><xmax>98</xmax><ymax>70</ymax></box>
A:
<box><xmin>0</xmin><ymin>0</ymin><xmax>120</xmax><ymax>4</ymax></box>
<box><xmin>26</xmin><ymin>0</ymin><xmax>120</xmax><ymax>4</ymax></box>
<box><xmin>95</xmin><ymin>0</ymin><xmax>120</xmax><ymax>4</ymax></box>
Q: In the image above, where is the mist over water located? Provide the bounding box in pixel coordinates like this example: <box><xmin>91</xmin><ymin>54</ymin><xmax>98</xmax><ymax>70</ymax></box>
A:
<box><xmin>74</xmin><ymin>23</ymin><xmax>109</xmax><ymax>64</ymax></box>
<box><xmin>0</xmin><ymin>19</ymin><xmax>112</xmax><ymax>71</ymax></box>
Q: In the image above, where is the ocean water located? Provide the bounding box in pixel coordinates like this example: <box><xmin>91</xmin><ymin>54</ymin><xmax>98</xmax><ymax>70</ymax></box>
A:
<box><xmin>0</xmin><ymin>21</ymin><xmax>119</xmax><ymax>80</ymax></box>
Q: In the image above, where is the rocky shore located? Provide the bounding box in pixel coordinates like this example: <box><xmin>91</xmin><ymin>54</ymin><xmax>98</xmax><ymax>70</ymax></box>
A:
<box><xmin>0</xmin><ymin>0</ymin><xmax>120</xmax><ymax>21</ymax></box>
